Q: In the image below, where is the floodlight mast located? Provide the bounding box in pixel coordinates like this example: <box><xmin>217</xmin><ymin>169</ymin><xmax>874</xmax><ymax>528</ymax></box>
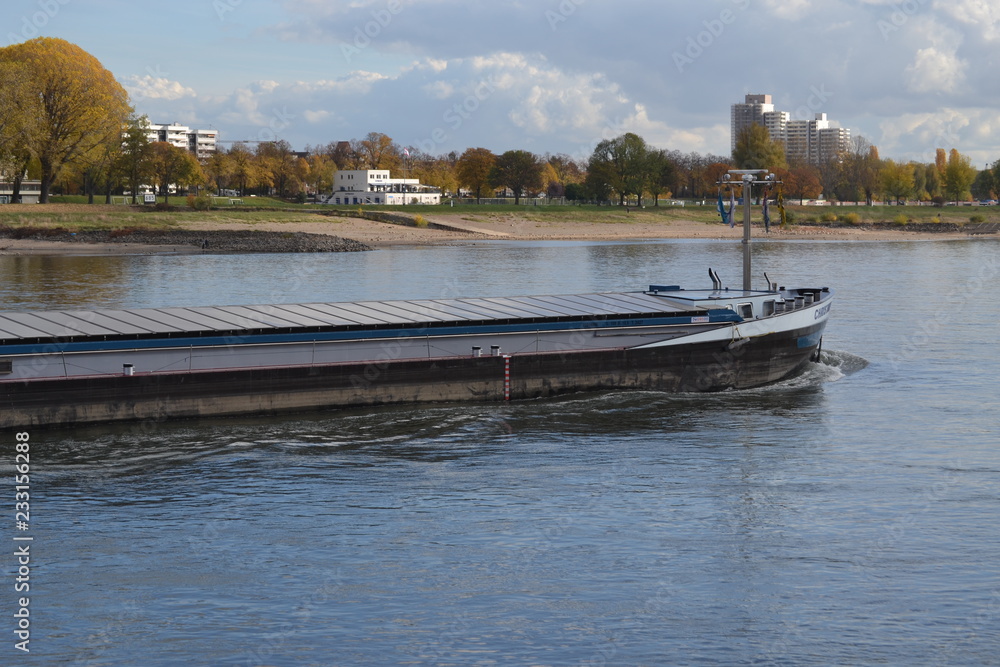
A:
<box><xmin>718</xmin><ymin>169</ymin><xmax>781</xmax><ymax>291</ymax></box>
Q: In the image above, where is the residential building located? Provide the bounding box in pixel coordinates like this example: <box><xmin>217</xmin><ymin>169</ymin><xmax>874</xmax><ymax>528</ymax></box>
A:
<box><xmin>731</xmin><ymin>94</ymin><xmax>852</xmax><ymax>165</ymax></box>
<box><xmin>784</xmin><ymin>114</ymin><xmax>852</xmax><ymax>165</ymax></box>
<box><xmin>730</xmin><ymin>94</ymin><xmax>774</xmax><ymax>152</ymax></box>
<box><xmin>326</xmin><ymin>170</ymin><xmax>441</xmax><ymax>205</ymax></box>
<box><xmin>145</xmin><ymin>121</ymin><xmax>219</xmax><ymax>159</ymax></box>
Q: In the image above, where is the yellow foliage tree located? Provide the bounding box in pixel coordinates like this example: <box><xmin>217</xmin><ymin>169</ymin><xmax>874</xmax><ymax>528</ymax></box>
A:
<box><xmin>0</xmin><ymin>37</ymin><xmax>132</xmax><ymax>202</ymax></box>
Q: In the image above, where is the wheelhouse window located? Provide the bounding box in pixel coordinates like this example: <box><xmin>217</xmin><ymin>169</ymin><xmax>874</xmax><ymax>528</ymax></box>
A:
<box><xmin>738</xmin><ymin>303</ymin><xmax>753</xmax><ymax>319</ymax></box>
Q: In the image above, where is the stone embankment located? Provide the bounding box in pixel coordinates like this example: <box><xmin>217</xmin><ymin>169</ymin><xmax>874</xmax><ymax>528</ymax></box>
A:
<box><xmin>0</xmin><ymin>227</ymin><xmax>372</xmax><ymax>252</ymax></box>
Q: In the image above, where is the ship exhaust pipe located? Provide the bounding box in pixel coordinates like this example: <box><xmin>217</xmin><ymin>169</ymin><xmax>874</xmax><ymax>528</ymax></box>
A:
<box><xmin>708</xmin><ymin>267</ymin><xmax>722</xmax><ymax>291</ymax></box>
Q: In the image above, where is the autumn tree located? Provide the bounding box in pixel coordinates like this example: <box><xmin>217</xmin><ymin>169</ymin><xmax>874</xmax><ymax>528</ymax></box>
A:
<box><xmin>116</xmin><ymin>116</ymin><xmax>154</xmax><ymax>204</ymax></box>
<box><xmin>0</xmin><ymin>37</ymin><xmax>131</xmax><ymax>202</ymax></box>
<box><xmin>934</xmin><ymin>148</ymin><xmax>947</xmax><ymax>177</ymax></box>
<box><xmin>878</xmin><ymin>159</ymin><xmax>914</xmax><ymax>204</ymax></box>
<box><xmin>412</xmin><ymin>156</ymin><xmax>457</xmax><ymax>195</ymax></box>
<box><xmin>256</xmin><ymin>140</ymin><xmax>301</xmax><ymax>198</ymax></box>
<box><xmin>204</xmin><ymin>149</ymin><xmax>234</xmax><ymax>194</ymax></box>
<box><xmin>227</xmin><ymin>143</ymin><xmax>261</xmax><ymax>196</ymax></box>
<box><xmin>780</xmin><ymin>165</ymin><xmax>823</xmax><ymax>204</ymax></box>
<box><xmin>545</xmin><ymin>154</ymin><xmax>584</xmax><ymax>186</ymax></box>
<box><xmin>0</xmin><ymin>61</ymin><xmax>32</xmax><ymax>160</ymax></box>
<box><xmin>588</xmin><ymin>133</ymin><xmax>649</xmax><ymax>205</ymax></box>
<box><xmin>732</xmin><ymin>124</ymin><xmax>786</xmax><ymax>171</ymax></box>
<box><xmin>645</xmin><ymin>149</ymin><xmax>678</xmax><ymax>206</ymax></box>
<box><xmin>354</xmin><ymin>132</ymin><xmax>400</xmax><ymax>170</ymax></box>
<box><xmin>971</xmin><ymin>168</ymin><xmax>995</xmax><ymax>201</ymax></box>
<box><xmin>489</xmin><ymin>150</ymin><xmax>542</xmax><ymax>204</ymax></box>
<box><xmin>305</xmin><ymin>152</ymin><xmax>336</xmax><ymax>195</ymax></box>
<box><xmin>0</xmin><ymin>58</ymin><xmax>40</xmax><ymax>204</ymax></box>
<box><xmin>150</xmin><ymin>142</ymin><xmax>203</xmax><ymax>203</ymax></box>
<box><xmin>943</xmin><ymin>148</ymin><xmax>977</xmax><ymax>203</ymax></box>
<box><xmin>456</xmin><ymin>147</ymin><xmax>497</xmax><ymax>202</ymax></box>
<box><xmin>840</xmin><ymin>136</ymin><xmax>882</xmax><ymax>205</ymax></box>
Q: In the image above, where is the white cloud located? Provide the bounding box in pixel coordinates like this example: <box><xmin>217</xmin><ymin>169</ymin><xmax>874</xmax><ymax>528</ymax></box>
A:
<box><xmin>761</xmin><ymin>0</ymin><xmax>819</xmax><ymax>20</ymax></box>
<box><xmin>901</xmin><ymin>19</ymin><xmax>968</xmax><ymax>94</ymax></box>
<box><xmin>123</xmin><ymin>75</ymin><xmax>196</xmax><ymax>101</ymax></box>
<box><xmin>936</xmin><ymin>0</ymin><xmax>1000</xmax><ymax>40</ymax></box>
<box><xmin>303</xmin><ymin>110</ymin><xmax>331</xmax><ymax>123</ymax></box>
<box><xmin>904</xmin><ymin>46</ymin><xmax>968</xmax><ymax>93</ymax></box>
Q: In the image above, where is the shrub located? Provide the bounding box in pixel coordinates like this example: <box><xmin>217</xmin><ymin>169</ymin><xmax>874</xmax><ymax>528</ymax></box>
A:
<box><xmin>970</xmin><ymin>214</ymin><xmax>985</xmax><ymax>223</ymax></box>
<box><xmin>931</xmin><ymin>195</ymin><xmax>946</xmax><ymax>207</ymax></box>
<box><xmin>187</xmin><ymin>194</ymin><xmax>211</xmax><ymax>210</ymax></box>
<box><xmin>820</xmin><ymin>211</ymin><xmax>838</xmax><ymax>222</ymax></box>
<box><xmin>413</xmin><ymin>214</ymin><xmax>428</xmax><ymax>228</ymax></box>
<box><xmin>154</xmin><ymin>202</ymin><xmax>175</xmax><ymax>212</ymax></box>
<box><xmin>930</xmin><ymin>215</ymin><xmax>941</xmax><ymax>223</ymax></box>
<box><xmin>893</xmin><ymin>214</ymin><xmax>909</xmax><ymax>225</ymax></box>
<box><xmin>843</xmin><ymin>212</ymin><xmax>860</xmax><ymax>224</ymax></box>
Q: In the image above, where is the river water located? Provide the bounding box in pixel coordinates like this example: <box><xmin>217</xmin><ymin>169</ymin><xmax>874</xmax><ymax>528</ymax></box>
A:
<box><xmin>2</xmin><ymin>238</ymin><xmax>999</xmax><ymax>666</ymax></box>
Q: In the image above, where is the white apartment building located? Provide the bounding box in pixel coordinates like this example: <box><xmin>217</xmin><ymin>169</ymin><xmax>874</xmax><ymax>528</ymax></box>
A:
<box><xmin>145</xmin><ymin>122</ymin><xmax>219</xmax><ymax>159</ymax></box>
<box><xmin>327</xmin><ymin>170</ymin><xmax>441</xmax><ymax>205</ymax></box>
<box><xmin>784</xmin><ymin>114</ymin><xmax>851</xmax><ymax>165</ymax></box>
<box><xmin>731</xmin><ymin>94</ymin><xmax>852</xmax><ymax>165</ymax></box>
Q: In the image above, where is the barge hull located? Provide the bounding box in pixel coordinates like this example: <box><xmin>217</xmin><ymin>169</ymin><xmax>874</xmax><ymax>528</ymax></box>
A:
<box><xmin>1</xmin><ymin>320</ymin><xmax>823</xmax><ymax>428</ymax></box>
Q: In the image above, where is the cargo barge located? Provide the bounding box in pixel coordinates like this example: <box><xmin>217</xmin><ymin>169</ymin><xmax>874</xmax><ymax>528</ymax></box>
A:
<box><xmin>0</xmin><ymin>282</ymin><xmax>831</xmax><ymax>428</ymax></box>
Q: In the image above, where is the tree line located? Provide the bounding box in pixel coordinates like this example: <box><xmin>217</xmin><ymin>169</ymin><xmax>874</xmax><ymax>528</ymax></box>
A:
<box><xmin>0</xmin><ymin>38</ymin><xmax>993</xmax><ymax>206</ymax></box>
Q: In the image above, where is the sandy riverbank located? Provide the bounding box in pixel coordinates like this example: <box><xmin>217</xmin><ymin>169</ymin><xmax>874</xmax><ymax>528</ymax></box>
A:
<box><xmin>181</xmin><ymin>212</ymin><xmax>987</xmax><ymax>245</ymax></box>
<box><xmin>0</xmin><ymin>211</ymin><xmax>991</xmax><ymax>255</ymax></box>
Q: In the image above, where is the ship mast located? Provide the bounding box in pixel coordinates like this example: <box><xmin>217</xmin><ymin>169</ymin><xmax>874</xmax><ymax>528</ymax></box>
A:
<box><xmin>719</xmin><ymin>169</ymin><xmax>780</xmax><ymax>291</ymax></box>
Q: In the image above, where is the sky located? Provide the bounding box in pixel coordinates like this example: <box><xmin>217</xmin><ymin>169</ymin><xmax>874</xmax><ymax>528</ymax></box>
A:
<box><xmin>5</xmin><ymin>0</ymin><xmax>999</xmax><ymax>167</ymax></box>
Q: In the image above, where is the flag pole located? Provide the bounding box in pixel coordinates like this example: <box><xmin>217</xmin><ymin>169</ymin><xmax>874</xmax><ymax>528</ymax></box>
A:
<box><xmin>718</xmin><ymin>169</ymin><xmax>781</xmax><ymax>291</ymax></box>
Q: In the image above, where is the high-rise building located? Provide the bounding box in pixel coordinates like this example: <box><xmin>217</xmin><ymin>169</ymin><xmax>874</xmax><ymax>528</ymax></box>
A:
<box><xmin>730</xmin><ymin>95</ymin><xmax>852</xmax><ymax>165</ymax></box>
<box><xmin>730</xmin><ymin>94</ymin><xmax>774</xmax><ymax>152</ymax></box>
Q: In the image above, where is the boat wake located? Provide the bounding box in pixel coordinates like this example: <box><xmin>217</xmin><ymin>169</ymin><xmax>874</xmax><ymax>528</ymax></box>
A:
<box><xmin>765</xmin><ymin>348</ymin><xmax>868</xmax><ymax>390</ymax></box>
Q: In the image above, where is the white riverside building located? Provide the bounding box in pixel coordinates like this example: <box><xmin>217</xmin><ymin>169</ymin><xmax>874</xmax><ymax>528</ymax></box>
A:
<box><xmin>144</xmin><ymin>121</ymin><xmax>218</xmax><ymax>160</ymax></box>
<box><xmin>731</xmin><ymin>94</ymin><xmax>851</xmax><ymax>165</ymax></box>
<box><xmin>327</xmin><ymin>170</ymin><xmax>441</xmax><ymax>205</ymax></box>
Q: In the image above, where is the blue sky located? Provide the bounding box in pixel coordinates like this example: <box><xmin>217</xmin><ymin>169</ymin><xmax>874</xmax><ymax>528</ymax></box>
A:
<box><xmin>5</xmin><ymin>0</ymin><xmax>999</xmax><ymax>167</ymax></box>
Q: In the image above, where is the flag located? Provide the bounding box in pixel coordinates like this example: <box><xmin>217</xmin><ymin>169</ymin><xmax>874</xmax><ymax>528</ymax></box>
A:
<box><xmin>717</xmin><ymin>191</ymin><xmax>728</xmax><ymax>225</ymax></box>
<box><xmin>403</xmin><ymin>148</ymin><xmax>410</xmax><ymax>157</ymax></box>
<box><xmin>762</xmin><ymin>189</ymin><xmax>771</xmax><ymax>233</ymax></box>
<box><xmin>728</xmin><ymin>187</ymin><xmax>736</xmax><ymax>228</ymax></box>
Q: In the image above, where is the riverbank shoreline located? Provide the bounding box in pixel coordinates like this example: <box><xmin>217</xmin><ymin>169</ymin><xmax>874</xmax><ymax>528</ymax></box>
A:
<box><xmin>1</xmin><ymin>210</ymin><xmax>994</xmax><ymax>255</ymax></box>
